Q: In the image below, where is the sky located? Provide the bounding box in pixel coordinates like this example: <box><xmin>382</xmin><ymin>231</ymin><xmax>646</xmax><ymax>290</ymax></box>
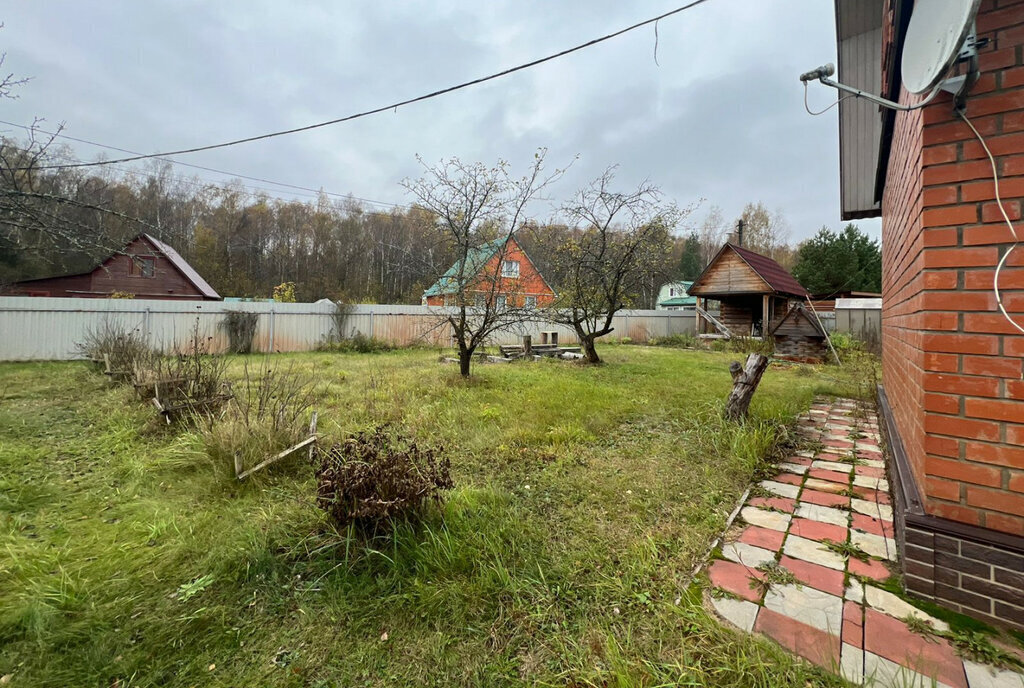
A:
<box><xmin>0</xmin><ymin>1</ymin><xmax>881</xmax><ymax>243</ymax></box>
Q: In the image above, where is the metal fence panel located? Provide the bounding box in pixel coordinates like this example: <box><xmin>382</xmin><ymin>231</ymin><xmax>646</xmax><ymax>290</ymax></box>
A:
<box><xmin>0</xmin><ymin>297</ymin><xmax>697</xmax><ymax>361</ymax></box>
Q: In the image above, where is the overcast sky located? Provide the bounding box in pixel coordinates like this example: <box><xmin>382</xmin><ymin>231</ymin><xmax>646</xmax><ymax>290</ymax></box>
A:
<box><xmin>0</xmin><ymin>1</ymin><xmax>881</xmax><ymax>243</ymax></box>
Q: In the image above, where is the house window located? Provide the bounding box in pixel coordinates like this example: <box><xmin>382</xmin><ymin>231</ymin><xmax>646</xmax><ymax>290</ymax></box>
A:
<box><xmin>474</xmin><ymin>293</ymin><xmax>487</xmax><ymax>309</ymax></box>
<box><xmin>444</xmin><ymin>294</ymin><xmax>456</xmax><ymax>307</ymax></box>
<box><xmin>131</xmin><ymin>256</ymin><xmax>156</xmax><ymax>278</ymax></box>
<box><xmin>501</xmin><ymin>260</ymin><xmax>520</xmax><ymax>278</ymax></box>
<box><xmin>524</xmin><ymin>296</ymin><xmax>537</xmax><ymax>309</ymax></box>
<box><xmin>670</xmin><ymin>288</ymin><xmax>676</xmax><ymax>296</ymax></box>
<box><xmin>496</xmin><ymin>295</ymin><xmax>507</xmax><ymax>311</ymax></box>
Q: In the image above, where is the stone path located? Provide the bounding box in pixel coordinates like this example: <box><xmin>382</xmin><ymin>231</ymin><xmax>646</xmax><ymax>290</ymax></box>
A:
<box><xmin>704</xmin><ymin>397</ymin><xmax>1024</xmax><ymax>688</ymax></box>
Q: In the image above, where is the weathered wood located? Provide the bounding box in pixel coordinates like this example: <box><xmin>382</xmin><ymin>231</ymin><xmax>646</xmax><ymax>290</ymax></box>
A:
<box><xmin>237</xmin><ymin>436</ymin><xmax>317</xmax><ymax>480</ymax></box>
<box><xmin>689</xmin><ymin>249</ymin><xmax>772</xmax><ymax>296</ymax></box>
<box><xmin>725</xmin><ymin>353</ymin><xmax>770</xmax><ymax>421</ymax></box>
<box><xmin>522</xmin><ymin>335</ymin><xmax>532</xmax><ymax>356</ymax></box>
<box><xmin>307</xmin><ymin>412</ymin><xmax>319</xmax><ymax>462</ymax></box>
<box><xmin>696</xmin><ymin>305</ymin><xmax>732</xmax><ymax>338</ymax></box>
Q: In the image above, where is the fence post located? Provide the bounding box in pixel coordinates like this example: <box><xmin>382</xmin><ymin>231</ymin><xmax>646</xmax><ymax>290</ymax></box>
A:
<box><xmin>268</xmin><ymin>309</ymin><xmax>276</xmax><ymax>353</ymax></box>
<box><xmin>144</xmin><ymin>307</ymin><xmax>152</xmax><ymax>348</ymax></box>
<box><xmin>369</xmin><ymin>309</ymin><xmax>375</xmax><ymax>339</ymax></box>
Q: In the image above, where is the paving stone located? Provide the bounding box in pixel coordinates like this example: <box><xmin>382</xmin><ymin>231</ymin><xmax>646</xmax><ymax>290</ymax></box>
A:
<box><xmin>722</xmin><ymin>542</ymin><xmax>776</xmax><ymax>569</ymax></box>
<box><xmin>848</xmin><ymin>556</ymin><xmax>892</xmax><ymax>582</ymax></box>
<box><xmin>962</xmin><ymin>659</ymin><xmax>1024</xmax><ymax>688</ymax></box>
<box><xmin>789</xmin><ymin>517</ymin><xmax>847</xmax><ymax>544</ymax></box>
<box><xmin>801</xmin><ymin>488</ymin><xmax>851</xmax><ymax>509</ymax></box>
<box><xmin>812</xmin><ymin>459</ymin><xmax>855</xmax><ymax>473</ymax></box>
<box><xmin>859</xmin><ymin>458</ymin><xmax>886</xmax><ymax>469</ymax></box>
<box><xmin>863</xmin><ymin>586</ymin><xmax>950</xmax><ymax>633</ymax></box>
<box><xmin>863</xmin><ymin>608</ymin><xmax>967</xmax><ymax>688</ymax></box>
<box><xmin>772</xmin><ymin>472</ymin><xmax>803</xmax><ymax>486</ymax></box>
<box><xmin>855</xmin><ymin>465</ymin><xmax>885</xmax><ymax>479</ymax></box>
<box><xmin>740</xmin><ymin>506</ymin><xmax>791</xmax><ymax>532</ymax></box>
<box><xmin>846</xmin><ymin>577</ymin><xmax>864</xmax><ymax>604</ymax></box>
<box><xmin>852</xmin><ymin>498</ymin><xmax>893</xmax><ymax>521</ymax></box>
<box><xmin>737</xmin><ymin>525</ymin><xmax>785</xmax><ymax>552</ymax></box>
<box><xmin>804</xmin><ymin>477</ymin><xmax>848</xmax><ymax>494</ymax></box>
<box><xmin>808</xmin><ymin>468</ymin><xmax>851</xmax><ymax>485</ymax></box>
<box><xmin>842</xmin><ymin>599</ymin><xmax>864</xmax><ymax>647</ymax></box>
<box><xmin>851</xmin><ymin>512</ymin><xmax>894</xmax><ymax>539</ymax></box>
<box><xmin>779</xmin><ymin>554</ymin><xmax>845</xmax><ymax>596</ymax></box>
<box><xmin>764</xmin><ymin>583</ymin><xmax>844</xmax><ymax>634</ymax></box>
<box><xmin>710</xmin><ymin>595</ymin><xmax>760</xmax><ymax>633</ymax></box>
<box><xmin>747</xmin><ymin>496</ymin><xmax>796</xmax><ymax>513</ymax></box>
<box><xmin>841</xmin><ymin>642</ymin><xmax>865</xmax><ymax>685</ymax></box>
<box><xmin>759</xmin><ymin>480</ymin><xmax>801</xmax><ymax>499</ymax></box>
<box><xmin>754</xmin><ymin>606</ymin><xmax>841</xmax><ymax>669</ymax></box>
<box><xmin>854</xmin><ymin>486</ymin><xmax>893</xmax><ymax>505</ymax></box>
<box><xmin>863</xmin><ymin>650</ymin><xmax>957</xmax><ymax>688</ymax></box>
<box><xmin>783</xmin><ymin>534</ymin><xmax>847</xmax><ymax>571</ymax></box>
<box><xmin>853</xmin><ymin>474</ymin><xmax>890</xmax><ymax>491</ymax></box>
<box><xmin>707</xmin><ymin>560</ymin><xmax>763</xmax><ymax>603</ymax></box>
<box><xmin>778</xmin><ymin>461</ymin><xmax>809</xmax><ymax>475</ymax></box>
<box><xmin>795</xmin><ymin>502</ymin><xmax>850</xmax><ymax>527</ymax></box>
<box><xmin>851</xmin><ymin>530</ymin><xmax>897</xmax><ymax>561</ymax></box>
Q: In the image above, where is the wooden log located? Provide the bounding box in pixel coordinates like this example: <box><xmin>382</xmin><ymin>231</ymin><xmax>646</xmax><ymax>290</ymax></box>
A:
<box><xmin>522</xmin><ymin>335</ymin><xmax>532</xmax><ymax>356</ymax></box>
<box><xmin>724</xmin><ymin>353</ymin><xmax>769</xmax><ymax>421</ymax></box>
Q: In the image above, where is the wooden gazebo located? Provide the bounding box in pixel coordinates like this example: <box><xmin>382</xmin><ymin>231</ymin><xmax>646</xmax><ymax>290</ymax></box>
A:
<box><xmin>688</xmin><ymin>243</ymin><xmax>810</xmax><ymax>339</ymax></box>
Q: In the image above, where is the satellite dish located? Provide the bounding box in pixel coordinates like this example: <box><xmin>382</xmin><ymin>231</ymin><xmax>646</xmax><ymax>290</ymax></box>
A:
<box><xmin>901</xmin><ymin>0</ymin><xmax>982</xmax><ymax>94</ymax></box>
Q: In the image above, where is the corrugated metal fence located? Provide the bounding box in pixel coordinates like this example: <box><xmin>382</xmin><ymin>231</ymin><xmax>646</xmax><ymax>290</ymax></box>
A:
<box><xmin>0</xmin><ymin>297</ymin><xmax>697</xmax><ymax>361</ymax></box>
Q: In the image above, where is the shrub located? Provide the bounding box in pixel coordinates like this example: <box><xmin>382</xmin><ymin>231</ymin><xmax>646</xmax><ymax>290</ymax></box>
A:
<box><xmin>272</xmin><ymin>282</ymin><xmax>297</xmax><ymax>303</ymax></box>
<box><xmin>315</xmin><ymin>427</ymin><xmax>453</xmax><ymax>533</ymax></box>
<box><xmin>331</xmin><ymin>301</ymin><xmax>355</xmax><ymax>340</ymax></box>
<box><xmin>223</xmin><ymin>310</ymin><xmax>259</xmax><ymax>354</ymax></box>
<box><xmin>76</xmin><ymin>320</ymin><xmax>152</xmax><ymax>380</ymax></box>
<box><xmin>200</xmin><ymin>360</ymin><xmax>317</xmax><ymax>475</ymax></box>
<box><xmin>648</xmin><ymin>333</ymin><xmax>698</xmax><ymax>348</ymax></box>
<box><xmin>132</xmin><ymin>322</ymin><xmax>229</xmax><ymax>421</ymax></box>
<box><xmin>319</xmin><ymin>332</ymin><xmax>394</xmax><ymax>354</ymax></box>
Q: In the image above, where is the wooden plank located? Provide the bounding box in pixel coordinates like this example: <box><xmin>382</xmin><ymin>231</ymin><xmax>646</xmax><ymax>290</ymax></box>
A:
<box><xmin>688</xmin><ymin>249</ymin><xmax>772</xmax><ymax>296</ymax></box>
<box><xmin>237</xmin><ymin>436</ymin><xmax>317</xmax><ymax>480</ymax></box>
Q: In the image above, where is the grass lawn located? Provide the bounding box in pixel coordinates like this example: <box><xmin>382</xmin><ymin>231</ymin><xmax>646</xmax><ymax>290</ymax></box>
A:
<box><xmin>0</xmin><ymin>345</ymin><xmax>868</xmax><ymax>687</ymax></box>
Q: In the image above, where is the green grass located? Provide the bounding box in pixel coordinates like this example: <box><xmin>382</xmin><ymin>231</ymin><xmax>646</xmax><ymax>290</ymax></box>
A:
<box><xmin>0</xmin><ymin>345</ymin><xmax>863</xmax><ymax>687</ymax></box>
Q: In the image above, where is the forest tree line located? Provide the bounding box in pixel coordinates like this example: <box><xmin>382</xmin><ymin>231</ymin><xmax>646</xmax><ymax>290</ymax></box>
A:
<box><xmin>1</xmin><ymin>137</ymin><xmax>880</xmax><ymax>304</ymax></box>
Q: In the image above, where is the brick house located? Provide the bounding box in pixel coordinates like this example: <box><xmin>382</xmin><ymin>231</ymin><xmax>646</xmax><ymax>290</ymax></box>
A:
<box><xmin>834</xmin><ymin>0</ymin><xmax>1024</xmax><ymax>629</ymax></box>
<box><xmin>4</xmin><ymin>233</ymin><xmax>220</xmax><ymax>300</ymax></box>
<box><xmin>422</xmin><ymin>235</ymin><xmax>555</xmax><ymax>309</ymax></box>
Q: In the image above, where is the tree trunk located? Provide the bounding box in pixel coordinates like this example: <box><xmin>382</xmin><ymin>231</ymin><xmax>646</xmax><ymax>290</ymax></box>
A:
<box><xmin>459</xmin><ymin>347</ymin><xmax>473</xmax><ymax>377</ymax></box>
<box><xmin>725</xmin><ymin>353</ymin><xmax>769</xmax><ymax>421</ymax></box>
<box><xmin>581</xmin><ymin>337</ymin><xmax>601</xmax><ymax>364</ymax></box>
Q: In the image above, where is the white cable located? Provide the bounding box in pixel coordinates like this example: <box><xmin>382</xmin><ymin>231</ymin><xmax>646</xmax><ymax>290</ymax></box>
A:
<box><xmin>803</xmin><ymin>82</ymin><xmax>851</xmax><ymax>116</ymax></box>
<box><xmin>958</xmin><ymin>111</ymin><xmax>1024</xmax><ymax>336</ymax></box>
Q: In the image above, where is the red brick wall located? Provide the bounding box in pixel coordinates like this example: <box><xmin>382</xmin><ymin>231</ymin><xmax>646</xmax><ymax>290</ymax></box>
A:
<box><xmin>424</xmin><ymin>238</ymin><xmax>555</xmax><ymax>307</ymax></box>
<box><xmin>883</xmin><ymin>0</ymin><xmax>1024</xmax><ymax>536</ymax></box>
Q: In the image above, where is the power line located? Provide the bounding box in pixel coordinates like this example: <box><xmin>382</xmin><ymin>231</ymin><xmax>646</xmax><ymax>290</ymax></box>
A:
<box><xmin>0</xmin><ymin>119</ymin><xmax>411</xmax><ymax>210</ymax></box>
<box><xmin>20</xmin><ymin>0</ymin><xmax>712</xmax><ymax>172</ymax></box>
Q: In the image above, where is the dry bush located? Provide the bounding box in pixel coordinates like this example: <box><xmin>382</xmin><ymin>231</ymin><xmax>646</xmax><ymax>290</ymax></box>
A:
<box><xmin>315</xmin><ymin>427</ymin><xmax>453</xmax><ymax>532</ymax></box>
<box><xmin>223</xmin><ymin>310</ymin><xmax>259</xmax><ymax>354</ymax></box>
<box><xmin>200</xmin><ymin>360</ymin><xmax>318</xmax><ymax>474</ymax></box>
<box><xmin>76</xmin><ymin>319</ymin><xmax>151</xmax><ymax>378</ymax></box>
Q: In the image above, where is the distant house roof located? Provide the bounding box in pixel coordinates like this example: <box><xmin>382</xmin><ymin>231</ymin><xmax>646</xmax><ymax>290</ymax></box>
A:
<box><xmin>422</xmin><ymin>237</ymin><xmax>508</xmax><ymax>297</ymax></box>
<box><xmin>658</xmin><ymin>280</ymin><xmax>696</xmax><ymax>307</ymax></box>
<box><xmin>142</xmin><ymin>234</ymin><xmax>220</xmax><ymax>299</ymax></box>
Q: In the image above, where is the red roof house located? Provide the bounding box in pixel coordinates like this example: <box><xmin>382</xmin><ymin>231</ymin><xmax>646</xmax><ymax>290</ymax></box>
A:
<box><xmin>421</xmin><ymin>235</ymin><xmax>554</xmax><ymax>309</ymax></box>
<box><xmin>3</xmin><ymin>234</ymin><xmax>220</xmax><ymax>300</ymax></box>
<box><xmin>834</xmin><ymin>0</ymin><xmax>1024</xmax><ymax>630</ymax></box>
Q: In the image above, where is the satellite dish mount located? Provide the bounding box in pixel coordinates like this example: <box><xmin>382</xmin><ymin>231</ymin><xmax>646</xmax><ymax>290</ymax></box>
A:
<box><xmin>801</xmin><ymin>0</ymin><xmax>985</xmax><ymax>113</ymax></box>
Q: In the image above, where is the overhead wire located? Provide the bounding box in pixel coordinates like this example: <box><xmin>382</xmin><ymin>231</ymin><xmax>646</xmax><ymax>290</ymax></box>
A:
<box><xmin>17</xmin><ymin>0</ymin><xmax>713</xmax><ymax>172</ymax></box>
<box><xmin>957</xmin><ymin>110</ymin><xmax>1024</xmax><ymax>336</ymax></box>
<box><xmin>0</xmin><ymin>119</ymin><xmax>411</xmax><ymax>210</ymax></box>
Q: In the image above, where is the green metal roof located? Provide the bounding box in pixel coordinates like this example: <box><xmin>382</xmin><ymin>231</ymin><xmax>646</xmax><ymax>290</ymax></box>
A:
<box><xmin>422</xmin><ymin>238</ymin><xmax>506</xmax><ymax>297</ymax></box>
<box><xmin>659</xmin><ymin>296</ymin><xmax>696</xmax><ymax>307</ymax></box>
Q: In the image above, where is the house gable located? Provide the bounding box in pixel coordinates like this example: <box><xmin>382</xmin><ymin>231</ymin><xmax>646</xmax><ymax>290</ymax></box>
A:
<box><xmin>688</xmin><ymin>245</ymin><xmax>773</xmax><ymax>296</ymax></box>
<box><xmin>423</xmin><ymin>236</ymin><xmax>555</xmax><ymax>307</ymax></box>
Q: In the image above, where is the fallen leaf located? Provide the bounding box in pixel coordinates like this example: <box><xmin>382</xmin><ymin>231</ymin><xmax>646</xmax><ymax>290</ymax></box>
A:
<box><xmin>380</xmin><ymin>632</ymin><xmax>389</xmax><ymax>641</ymax></box>
<box><xmin>208</xmin><ymin>664</ymin><xmax>216</xmax><ymax>671</ymax></box>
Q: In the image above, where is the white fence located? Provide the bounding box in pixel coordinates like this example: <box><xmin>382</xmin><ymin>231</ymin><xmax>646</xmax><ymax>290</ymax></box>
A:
<box><xmin>0</xmin><ymin>297</ymin><xmax>697</xmax><ymax>361</ymax></box>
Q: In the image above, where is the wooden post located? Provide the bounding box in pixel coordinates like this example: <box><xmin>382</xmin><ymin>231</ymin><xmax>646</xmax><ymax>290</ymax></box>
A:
<box><xmin>522</xmin><ymin>335</ymin><xmax>532</xmax><ymax>356</ymax></box>
<box><xmin>762</xmin><ymin>294</ymin><xmax>770</xmax><ymax>338</ymax></box>
<box><xmin>725</xmin><ymin>353</ymin><xmax>770</xmax><ymax>421</ymax></box>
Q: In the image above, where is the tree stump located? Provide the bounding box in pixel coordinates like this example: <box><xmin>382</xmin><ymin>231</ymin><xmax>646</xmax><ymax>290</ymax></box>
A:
<box><xmin>522</xmin><ymin>335</ymin><xmax>532</xmax><ymax>357</ymax></box>
<box><xmin>725</xmin><ymin>353</ymin><xmax>769</xmax><ymax>421</ymax></box>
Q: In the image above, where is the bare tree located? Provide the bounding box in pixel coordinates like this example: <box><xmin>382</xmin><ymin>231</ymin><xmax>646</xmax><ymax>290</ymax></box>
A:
<box><xmin>739</xmin><ymin>201</ymin><xmax>791</xmax><ymax>263</ymax></box>
<box><xmin>402</xmin><ymin>151</ymin><xmax>564</xmax><ymax>377</ymax></box>
<box><xmin>697</xmin><ymin>205</ymin><xmax>730</xmax><ymax>267</ymax></box>
<box><xmin>542</xmin><ymin>170</ymin><xmax>683</xmax><ymax>364</ymax></box>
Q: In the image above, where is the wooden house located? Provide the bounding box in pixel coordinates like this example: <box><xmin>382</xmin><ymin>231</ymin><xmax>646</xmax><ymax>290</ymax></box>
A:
<box><xmin>688</xmin><ymin>243</ymin><xmax>810</xmax><ymax>339</ymax></box>
<box><xmin>421</xmin><ymin>235</ymin><xmax>555</xmax><ymax>309</ymax></box>
<box><xmin>3</xmin><ymin>234</ymin><xmax>220</xmax><ymax>300</ymax></box>
<box><xmin>770</xmin><ymin>304</ymin><xmax>828</xmax><ymax>362</ymax></box>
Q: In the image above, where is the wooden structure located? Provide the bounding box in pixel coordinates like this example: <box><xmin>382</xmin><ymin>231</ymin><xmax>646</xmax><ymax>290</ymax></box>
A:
<box><xmin>688</xmin><ymin>243</ymin><xmax>809</xmax><ymax>339</ymax></box>
<box><xmin>769</xmin><ymin>304</ymin><xmax>828</xmax><ymax>363</ymax></box>
<box><xmin>725</xmin><ymin>353</ymin><xmax>769</xmax><ymax>421</ymax></box>
<box><xmin>3</xmin><ymin>233</ymin><xmax>220</xmax><ymax>300</ymax></box>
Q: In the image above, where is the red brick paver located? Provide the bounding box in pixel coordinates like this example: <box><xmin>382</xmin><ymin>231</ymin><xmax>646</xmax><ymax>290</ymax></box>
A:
<box><xmin>737</xmin><ymin>525</ymin><xmax>785</xmax><ymax>552</ymax></box>
<box><xmin>753</xmin><ymin>607</ymin><xmax>841</xmax><ymax>668</ymax></box>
